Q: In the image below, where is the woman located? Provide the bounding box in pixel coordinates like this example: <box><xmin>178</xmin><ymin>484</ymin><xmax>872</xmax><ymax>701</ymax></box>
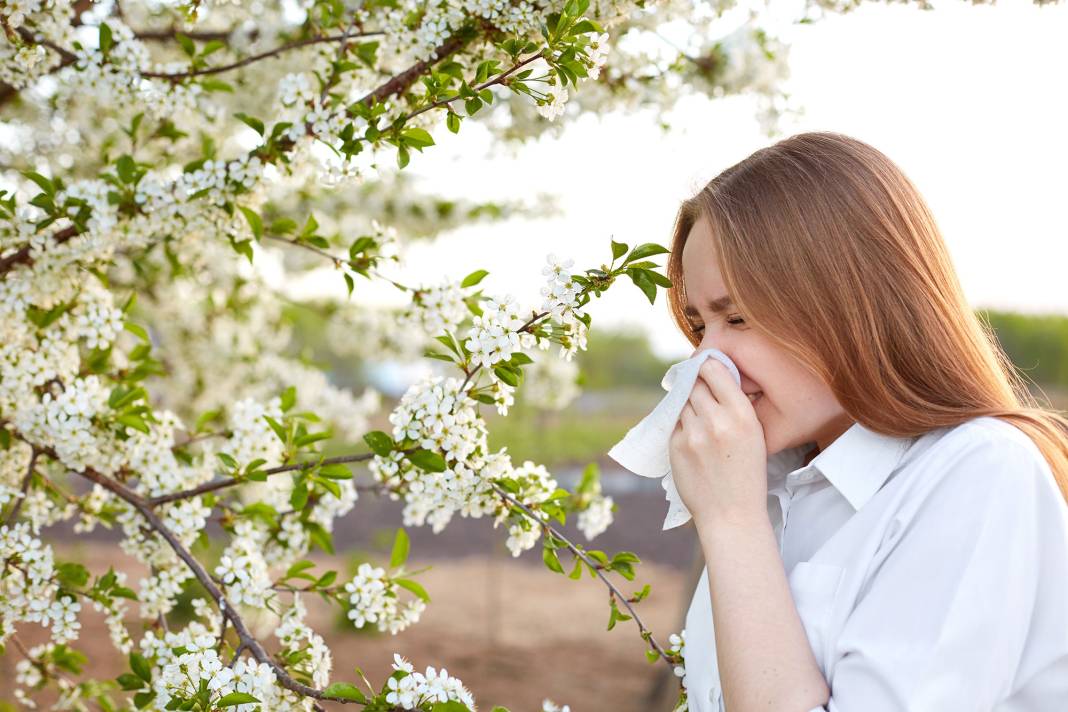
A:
<box><xmin>665</xmin><ymin>131</ymin><xmax>1068</xmax><ymax>712</ymax></box>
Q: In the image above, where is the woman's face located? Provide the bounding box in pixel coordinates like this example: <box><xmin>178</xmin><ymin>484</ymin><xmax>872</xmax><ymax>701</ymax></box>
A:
<box><xmin>680</xmin><ymin>215</ymin><xmax>853</xmax><ymax>455</ymax></box>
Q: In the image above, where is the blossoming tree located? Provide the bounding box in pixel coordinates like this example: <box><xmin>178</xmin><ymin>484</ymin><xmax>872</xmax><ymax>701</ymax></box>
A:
<box><xmin>0</xmin><ymin>0</ymin><xmax>797</xmax><ymax>710</ymax></box>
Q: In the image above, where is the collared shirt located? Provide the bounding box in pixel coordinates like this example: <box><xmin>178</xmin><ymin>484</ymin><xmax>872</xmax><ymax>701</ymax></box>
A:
<box><xmin>682</xmin><ymin>415</ymin><xmax>1068</xmax><ymax>712</ymax></box>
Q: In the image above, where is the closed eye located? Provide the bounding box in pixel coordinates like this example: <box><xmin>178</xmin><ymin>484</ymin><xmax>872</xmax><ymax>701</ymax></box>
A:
<box><xmin>689</xmin><ymin>315</ymin><xmax>745</xmax><ymax>333</ymax></box>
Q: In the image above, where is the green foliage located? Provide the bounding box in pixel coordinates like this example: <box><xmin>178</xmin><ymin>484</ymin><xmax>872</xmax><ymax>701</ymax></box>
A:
<box><xmin>983</xmin><ymin>309</ymin><xmax>1068</xmax><ymax>388</ymax></box>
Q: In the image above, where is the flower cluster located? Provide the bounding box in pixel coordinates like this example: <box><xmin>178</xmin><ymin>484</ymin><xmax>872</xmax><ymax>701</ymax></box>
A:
<box><xmin>463</xmin><ymin>294</ymin><xmax>531</xmax><ymax>369</ymax></box>
<box><xmin>385</xmin><ymin>653</ymin><xmax>476</xmax><ymax>710</ymax></box>
<box><xmin>400</xmin><ymin>280</ymin><xmax>470</xmax><ymax>337</ymax></box>
<box><xmin>275</xmin><ymin>594</ymin><xmax>333</xmax><ymax>689</ymax></box>
<box><xmin>541</xmin><ymin>253</ymin><xmax>582</xmax><ymax>320</ymax></box>
<box><xmin>215</xmin><ymin>535</ymin><xmax>273</xmax><ymax>608</ymax></box>
<box><xmin>344</xmin><ymin>562</ymin><xmax>426</xmax><ymax>635</ymax></box>
<box><xmin>668</xmin><ymin>628</ymin><xmax>689</xmax><ymax>711</ymax></box>
<box><xmin>0</xmin><ymin>523</ymin><xmax>81</xmax><ymax>645</ymax></box>
<box><xmin>150</xmin><ymin>629</ymin><xmax>281</xmax><ymax>711</ymax></box>
<box><xmin>577</xmin><ymin>489</ymin><xmax>615</xmax><ymax>541</ymax></box>
<box><xmin>371</xmin><ymin>374</ymin><xmax>499</xmax><ymax>531</ymax></box>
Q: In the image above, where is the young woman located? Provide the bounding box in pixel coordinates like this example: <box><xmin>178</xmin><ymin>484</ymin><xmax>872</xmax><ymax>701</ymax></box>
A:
<box><xmin>664</xmin><ymin>131</ymin><xmax>1068</xmax><ymax>712</ymax></box>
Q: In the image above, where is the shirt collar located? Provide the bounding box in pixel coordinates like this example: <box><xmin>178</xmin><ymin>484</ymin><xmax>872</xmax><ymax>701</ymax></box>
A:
<box><xmin>767</xmin><ymin>422</ymin><xmax>914</xmax><ymax>511</ymax></box>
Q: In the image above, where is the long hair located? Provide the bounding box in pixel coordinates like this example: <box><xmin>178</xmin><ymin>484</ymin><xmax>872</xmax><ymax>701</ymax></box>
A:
<box><xmin>666</xmin><ymin>131</ymin><xmax>1068</xmax><ymax>503</ymax></box>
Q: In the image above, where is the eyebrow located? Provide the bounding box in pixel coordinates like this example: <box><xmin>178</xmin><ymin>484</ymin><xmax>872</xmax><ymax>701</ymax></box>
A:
<box><xmin>683</xmin><ymin>296</ymin><xmax>734</xmax><ymax>318</ymax></box>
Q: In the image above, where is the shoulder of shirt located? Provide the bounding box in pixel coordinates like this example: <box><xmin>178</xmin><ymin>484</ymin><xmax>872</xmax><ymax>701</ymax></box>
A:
<box><xmin>919</xmin><ymin>414</ymin><xmax>1053</xmax><ymax>492</ymax></box>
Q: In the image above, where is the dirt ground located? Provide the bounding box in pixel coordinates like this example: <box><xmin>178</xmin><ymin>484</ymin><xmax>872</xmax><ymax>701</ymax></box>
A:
<box><xmin>2</xmin><ymin>544</ymin><xmax>696</xmax><ymax>712</ymax></box>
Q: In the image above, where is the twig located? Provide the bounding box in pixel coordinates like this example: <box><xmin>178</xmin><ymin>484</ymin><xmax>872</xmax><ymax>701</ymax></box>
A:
<box><xmin>147</xmin><ymin>450</ymin><xmax>409</xmax><ymax>506</ymax></box>
<box><xmin>3</xmin><ymin>448</ymin><xmax>38</xmax><ymax>526</ymax></box>
<box><xmin>142</xmin><ymin>32</ymin><xmax>383</xmax><ymax>81</ymax></box>
<box><xmin>0</xmin><ymin>224</ymin><xmax>78</xmax><ymax>275</ymax></box>
<box><xmin>72</xmin><ymin>465</ymin><xmax>360</xmax><ymax>704</ymax></box>
<box><xmin>489</xmin><ymin>481</ymin><xmax>675</xmax><ymax>672</ymax></box>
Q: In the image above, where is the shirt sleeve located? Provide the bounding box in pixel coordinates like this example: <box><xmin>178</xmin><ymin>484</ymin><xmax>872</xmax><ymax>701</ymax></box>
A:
<box><xmin>819</xmin><ymin>427</ymin><xmax>1068</xmax><ymax>712</ymax></box>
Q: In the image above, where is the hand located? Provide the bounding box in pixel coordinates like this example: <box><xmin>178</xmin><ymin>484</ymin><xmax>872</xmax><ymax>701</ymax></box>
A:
<box><xmin>668</xmin><ymin>358</ymin><xmax>769</xmax><ymax>529</ymax></box>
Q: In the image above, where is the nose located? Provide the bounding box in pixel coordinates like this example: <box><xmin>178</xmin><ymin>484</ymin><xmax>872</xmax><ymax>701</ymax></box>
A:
<box><xmin>690</xmin><ymin>341</ymin><xmax>759</xmax><ymax>393</ymax></box>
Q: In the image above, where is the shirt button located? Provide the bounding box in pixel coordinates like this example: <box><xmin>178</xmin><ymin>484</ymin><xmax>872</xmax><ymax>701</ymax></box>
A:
<box><xmin>709</xmin><ymin>683</ymin><xmax>721</xmax><ymax>702</ymax></box>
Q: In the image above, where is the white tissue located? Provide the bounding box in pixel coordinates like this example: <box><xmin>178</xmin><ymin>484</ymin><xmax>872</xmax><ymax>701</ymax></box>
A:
<box><xmin>606</xmin><ymin>348</ymin><xmax>741</xmax><ymax>530</ymax></box>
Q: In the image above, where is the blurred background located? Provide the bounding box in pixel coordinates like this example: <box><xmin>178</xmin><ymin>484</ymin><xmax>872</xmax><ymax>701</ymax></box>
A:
<box><xmin>7</xmin><ymin>0</ymin><xmax>1066</xmax><ymax>709</ymax></box>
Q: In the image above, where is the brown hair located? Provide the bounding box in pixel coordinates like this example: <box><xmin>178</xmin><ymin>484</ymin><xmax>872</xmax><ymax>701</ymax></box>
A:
<box><xmin>666</xmin><ymin>131</ymin><xmax>1068</xmax><ymax>502</ymax></box>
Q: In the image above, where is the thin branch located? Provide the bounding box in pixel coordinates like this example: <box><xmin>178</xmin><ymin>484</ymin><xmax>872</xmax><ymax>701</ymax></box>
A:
<box><xmin>356</xmin><ymin>32</ymin><xmax>473</xmax><ymax>106</ymax></box>
<box><xmin>263</xmin><ymin>234</ymin><xmax>344</xmax><ymax>266</ymax></box>
<box><xmin>134</xmin><ymin>27</ymin><xmax>248</xmax><ymax>43</ymax></box>
<box><xmin>0</xmin><ymin>224</ymin><xmax>79</xmax><ymax>275</ymax></box>
<box><xmin>147</xmin><ymin>449</ymin><xmax>410</xmax><ymax>506</ymax></box>
<box><xmin>142</xmin><ymin>31</ymin><xmax>383</xmax><ymax>82</ymax></box>
<box><xmin>489</xmin><ymin>481</ymin><xmax>676</xmax><ymax>672</ymax></box>
<box><xmin>3</xmin><ymin>448</ymin><xmax>39</xmax><ymax>526</ymax></box>
<box><xmin>73</xmin><ymin>465</ymin><xmax>360</xmax><ymax>704</ymax></box>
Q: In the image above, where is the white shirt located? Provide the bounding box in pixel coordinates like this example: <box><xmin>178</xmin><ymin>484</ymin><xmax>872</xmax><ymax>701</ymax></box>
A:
<box><xmin>683</xmin><ymin>415</ymin><xmax>1068</xmax><ymax>712</ymax></box>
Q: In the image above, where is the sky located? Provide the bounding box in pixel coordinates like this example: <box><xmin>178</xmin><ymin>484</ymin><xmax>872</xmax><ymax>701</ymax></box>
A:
<box><xmin>293</xmin><ymin>0</ymin><xmax>1068</xmax><ymax>363</ymax></box>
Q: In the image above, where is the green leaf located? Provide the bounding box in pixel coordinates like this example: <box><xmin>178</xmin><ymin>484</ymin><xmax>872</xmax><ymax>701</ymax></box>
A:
<box><xmin>124</xmin><ymin>321</ymin><xmax>149</xmax><ymax>342</ymax></box>
<box><xmin>363</xmin><ymin>430</ymin><xmax>394</xmax><ymax>457</ymax></box>
<box><xmin>446</xmin><ymin>111</ymin><xmax>461</xmax><ymax>134</ymax></box>
<box><xmin>217</xmin><ymin>692</ymin><xmax>260</xmax><ymax>707</ymax></box>
<box><xmin>130</xmin><ymin>652</ymin><xmax>152</xmax><ymax>683</ymax></box>
<box><xmin>319</xmin><ymin>463</ymin><xmax>352</xmax><ymax>479</ymax></box>
<box><xmin>390</xmin><ymin>528</ymin><xmax>410</xmax><ymax>568</ymax></box>
<box><xmin>542</xmin><ymin>541</ymin><xmax>563</xmax><ymax>574</ymax></box>
<box><xmin>215</xmin><ymin>452</ymin><xmax>238</xmax><ymax>470</ymax></box>
<box><xmin>322</xmin><ymin>683</ymin><xmax>367</xmax><ymax>702</ymax></box>
<box><xmin>175</xmin><ymin>33</ymin><xmax>196</xmax><ymax>57</ymax></box>
<box><xmin>611</xmin><ymin>240</ymin><xmax>628</xmax><ymax>261</ymax></box>
<box><xmin>270</xmin><ymin>217</ymin><xmax>297</xmax><ymax>234</ymax></box>
<box><xmin>289</xmin><ymin>480</ymin><xmax>309</xmax><ymax>511</ymax></box>
<box><xmin>625</xmin><ymin>242</ymin><xmax>670</xmax><ymax>263</ymax></box>
<box><xmin>285</xmin><ymin>560</ymin><xmax>315</xmax><ymax>580</ymax></box>
<box><xmin>200</xmin><ymin>78</ymin><xmax>234</xmax><ymax>93</ymax></box>
<box><xmin>263</xmin><ymin>415</ymin><xmax>287</xmax><ymax>444</ymax></box>
<box><xmin>116</xmin><ymin>413</ymin><xmax>150</xmax><ymax>433</ymax></box>
<box><xmin>306</xmin><ymin>522</ymin><xmax>334</xmax><ymax>554</ymax></box>
<box><xmin>280</xmin><ymin>385</ymin><xmax>297</xmax><ymax>412</ymax></box>
<box><xmin>117</xmin><ymin>672</ymin><xmax>145</xmax><ymax>690</ymax></box>
<box><xmin>56</xmin><ymin>562</ymin><xmax>90</xmax><ymax>589</ymax></box>
<box><xmin>509</xmin><ymin>352</ymin><xmax>534</xmax><ymax>366</ymax></box>
<box><xmin>234</xmin><ymin>112</ymin><xmax>265</xmax><ymax>136</ymax></box>
<box><xmin>407</xmin><ymin>449</ymin><xmax>447</xmax><ymax>472</ymax></box>
<box><xmin>393</xmin><ymin>577</ymin><xmax>430</xmax><ymax>603</ymax></box>
<box><xmin>99</xmin><ymin>23</ymin><xmax>114</xmax><ymax>55</ymax></box>
<box><xmin>461</xmin><ymin>269</ymin><xmax>489</xmax><ymax>288</ymax></box>
<box><xmin>21</xmin><ymin>170</ymin><xmax>54</xmax><ymax>196</ymax></box>
<box><xmin>568</xmin><ymin>556</ymin><xmax>583</xmax><ymax>580</ymax></box>
<box><xmin>133</xmin><ymin>689</ymin><xmax>155</xmax><ymax>708</ymax></box>
<box><xmin>294</xmin><ymin>430</ymin><xmax>331</xmax><ymax>447</ymax></box>
<box><xmin>116</xmin><ymin>154</ymin><xmax>140</xmax><ymax>184</ymax></box>
<box><xmin>401</xmin><ymin>127</ymin><xmax>435</xmax><ymax>150</ymax></box>
<box><xmin>492</xmin><ymin>365</ymin><xmax>519</xmax><ymax>387</ymax></box>
<box><xmin>239</xmin><ymin>206</ymin><xmax>263</xmax><ymax>241</ymax></box>
<box><xmin>430</xmin><ymin>702</ymin><xmax>471</xmax><ymax>712</ymax></box>
<box><xmin>627</xmin><ymin>268</ymin><xmax>657</xmax><ymax>305</ymax></box>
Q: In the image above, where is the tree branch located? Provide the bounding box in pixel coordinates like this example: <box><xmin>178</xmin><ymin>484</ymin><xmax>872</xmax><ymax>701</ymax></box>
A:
<box><xmin>0</xmin><ymin>224</ymin><xmax>79</xmax><ymax>275</ymax></box>
<box><xmin>141</xmin><ymin>31</ymin><xmax>383</xmax><ymax>82</ymax></box>
<box><xmin>3</xmin><ymin>447</ymin><xmax>38</xmax><ymax>526</ymax></box>
<box><xmin>147</xmin><ymin>449</ymin><xmax>410</xmax><ymax>506</ymax></box>
<box><xmin>73</xmin><ymin>465</ymin><xmax>364</xmax><ymax>705</ymax></box>
<box><xmin>489</xmin><ymin>481</ymin><xmax>677</xmax><ymax>673</ymax></box>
